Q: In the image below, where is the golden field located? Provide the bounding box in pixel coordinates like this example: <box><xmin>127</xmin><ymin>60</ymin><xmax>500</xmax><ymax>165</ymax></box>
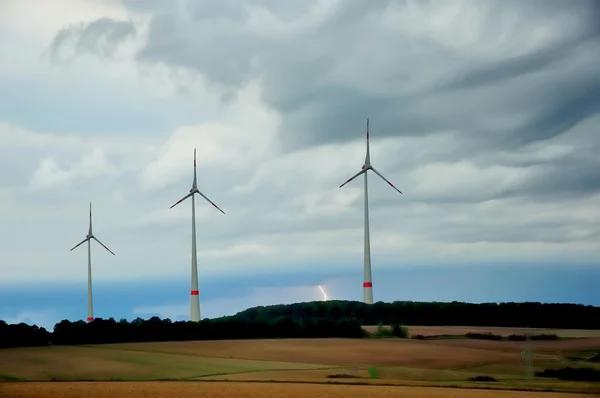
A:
<box><xmin>1</xmin><ymin>326</ymin><xmax>599</xmax><ymax>396</ymax></box>
<box><xmin>1</xmin><ymin>381</ymin><xmax>597</xmax><ymax>398</ymax></box>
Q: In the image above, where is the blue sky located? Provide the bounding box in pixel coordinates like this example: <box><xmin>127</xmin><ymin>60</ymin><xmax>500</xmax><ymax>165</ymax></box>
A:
<box><xmin>2</xmin><ymin>263</ymin><xmax>599</xmax><ymax>330</ymax></box>
<box><xmin>0</xmin><ymin>1</ymin><xmax>599</xmax><ymax>329</ymax></box>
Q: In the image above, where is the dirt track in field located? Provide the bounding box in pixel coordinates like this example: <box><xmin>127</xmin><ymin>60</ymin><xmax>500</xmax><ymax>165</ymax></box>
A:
<box><xmin>108</xmin><ymin>338</ymin><xmax>519</xmax><ymax>369</ymax></box>
<box><xmin>0</xmin><ymin>382</ymin><xmax>593</xmax><ymax>398</ymax></box>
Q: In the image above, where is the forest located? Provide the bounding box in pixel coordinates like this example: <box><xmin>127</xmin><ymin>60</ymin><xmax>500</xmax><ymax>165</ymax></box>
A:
<box><xmin>1</xmin><ymin>300</ymin><xmax>599</xmax><ymax>348</ymax></box>
<box><xmin>233</xmin><ymin>300</ymin><xmax>600</xmax><ymax>328</ymax></box>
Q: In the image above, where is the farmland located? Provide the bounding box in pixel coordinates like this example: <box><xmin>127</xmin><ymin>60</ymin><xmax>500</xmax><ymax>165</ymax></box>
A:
<box><xmin>0</xmin><ymin>381</ymin><xmax>594</xmax><ymax>397</ymax></box>
<box><xmin>397</xmin><ymin>326</ymin><xmax>600</xmax><ymax>339</ymax></box>
<box><xmin>1</xmin><ymin>326</ymin><xmax>599</xmax><ymax>396</ymax></box>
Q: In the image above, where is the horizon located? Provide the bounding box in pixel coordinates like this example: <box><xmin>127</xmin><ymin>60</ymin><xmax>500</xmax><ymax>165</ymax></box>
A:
<box><xmin>2</xmin><ymin>263</ymin><xmax>599</xmax><ymax>330</ymax></box>
<box><xmin>1</xmin><ymin>1</ymin><xmax>599</xmax><ymax>331</ymax></box>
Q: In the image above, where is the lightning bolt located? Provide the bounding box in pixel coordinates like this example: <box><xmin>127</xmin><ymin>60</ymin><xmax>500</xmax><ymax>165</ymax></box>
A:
<box><xmin>318</xmin><ymin>285</ymin><xmax>328</xmax><ymax>301</ymax></box>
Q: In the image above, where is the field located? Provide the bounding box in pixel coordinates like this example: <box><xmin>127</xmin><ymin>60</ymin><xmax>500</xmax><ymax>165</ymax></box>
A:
<box><xmin>402</xmin><ymin>326</ymin><xmax>600</xmax><ymax>339</ymax></box>
<box><xmin>1</xmin><ymin>381</ymin><xmax>595</xmax><ymax>397</ymax></box>
<box><xmin>1</xmin><ymin>326</ymin><xmax>599</xmax><ymax>397</ymax></box>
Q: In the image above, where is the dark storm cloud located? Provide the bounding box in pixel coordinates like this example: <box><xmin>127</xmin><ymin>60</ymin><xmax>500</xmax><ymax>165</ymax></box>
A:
<box><xmin>439</xmin><ymin>0</ymin><xmax>600</xmax><ymax>93</ymax></box>
<box><xmin>429</xmin><ymin>218</ymin><xmax>595</xmax><ymax>244</ymax></box>
<box><xmin>46</xmin><ymin>1</ymin><xmax>600</xmax><ymax>150</ymax></box>
<box><xmin>514</xmin><ymin>87</ymin><xmax>600</xmax><ymax>147</ymax></box>
<box><xmin>49</xmin><ymin>17</ymin><xmax>135</xmax><ymax>62</ymax></box>
<box><xmin>122</xmin><ymin>0</ymin><xmax>600</xmax><ymax>154</ymax></box>
<box><xmin>46</xmin><ymin>0</ymin><xmax>600</xmax><ymax>203</ymax></box>
<box><xmin>506</xmin><ymin>157</ymin><xmax>600</xmax><ymax>200</ymax></box>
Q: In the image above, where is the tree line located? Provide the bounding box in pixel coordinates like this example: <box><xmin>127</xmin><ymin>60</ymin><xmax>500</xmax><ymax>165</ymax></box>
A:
<box><xmin>233</xmin><ymin>300</ymin><xmax>600</xmax><ymax>329</ymax></box>
<box><xmin>1</xmin><ymin>300</ymin><xmax>599</xmax><ymax>348</ymax></box>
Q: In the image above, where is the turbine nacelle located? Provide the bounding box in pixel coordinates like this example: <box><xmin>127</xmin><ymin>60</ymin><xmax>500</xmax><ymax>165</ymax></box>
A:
<box><xmin>339</xmin><ymin>119</ymin><xmax>402</xmax><ymax>194</ymax></box>
<box><xmin>171</xmin><ymin>149</ymin><xmax>226</xmax><ymax>214</ymax></box>
<box><xmin>70</xmin><ymin>203</ymin><xmax>115</xmax><ymax>256</ymax></box>
<box><xmin>339</xmin><ymin>163</ymin><xmax>402</xmax><ymax>194</ymax></box>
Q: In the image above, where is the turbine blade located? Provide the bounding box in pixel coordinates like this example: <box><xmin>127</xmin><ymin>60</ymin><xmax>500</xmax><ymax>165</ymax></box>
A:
<box><xmin>365</xmin><ymin>118</ymin><xmax>370</xmax><ymax>164</ymax></box>
<box><xmin>192</xmin><ymin>148</ymin><xmax>197</xmax><ymax>188</ymax></box>
<box><xmin>70</xmin><ymin>237</ymin><xmax>90</xmax><ymax>251</ymax></box>
<box><xmin>195</xmin><ymin>190</ymin><xmax>226</xmax><ymax>214</ymax></box>
<box><xmin>169</xmin><ymin>192</ymin><xmax>193</xmax><ymax>209</ymax></box>
<box><xmin>92</xmin><ymin>236</ymin><xmax>115</xmax><ymax>255</ymax></box>
<box><xmin>339</xmin><ymin>168</ymin><xmax>366</xmax><ymax>189</ymax></box>
<box><xmin>371</xmin><ymin>167</ymin><xmax>403</xmax><ymax>194</ymax></box>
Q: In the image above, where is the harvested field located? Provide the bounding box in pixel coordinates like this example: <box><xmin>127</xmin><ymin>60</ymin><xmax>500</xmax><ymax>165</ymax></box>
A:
<box><xmin>389</xmin><ymin>326</ymin><xmax>600</xmax><ymax>339</ymax></box>
<box><xmin>2</xmin><ymin>338</ymin><xmax>599</xmax><ymax>394</ymax></box>
<box><xmin>106</xmin><ymin>338</ymin><xmax>518</xmax><ymax>368</ymax></box>
<box><xmin>426</xmin><ymin>337</ymin><xmax>600</xmax><ymax>353</ymax></box>
<box><xmin>0</xmin><ymin>381</ymin><xmax>593</xmax><ymax>398</ymax></box>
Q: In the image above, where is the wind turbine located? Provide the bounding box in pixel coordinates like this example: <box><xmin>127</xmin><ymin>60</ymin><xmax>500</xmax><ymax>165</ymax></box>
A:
<box><xmin>339</xmin><ymin>119</ymin><xmax>403</xmax><ymax>304</ymax></box>
<box><xmin>70</xmin><ymin>202</ymin><xmax>115</xmax><ymax>322</ymax></box>
<box><xmin>170</xmin><ymin>148</ymin><xmax>225</xmax><ymax>322</ymax></box>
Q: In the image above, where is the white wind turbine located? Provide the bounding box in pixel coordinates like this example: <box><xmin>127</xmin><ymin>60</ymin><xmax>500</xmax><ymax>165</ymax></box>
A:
<box><xmin>339</xmin><ymin>119</ymin><xmax>403</xmax><ymax>304</ymax></box>
<box><xmin>170</xmin><ymin>148</ymin><xmax>225</xmax><ymax>322</ymax></box>
<box><xmin>70</xmin><ymin>202</ymin><xmax>115</xmax><ymax>322</ymax></box>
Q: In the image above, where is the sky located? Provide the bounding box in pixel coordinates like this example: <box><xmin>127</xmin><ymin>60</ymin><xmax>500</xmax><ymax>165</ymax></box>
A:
<box><xmin>0</xmin><ymin>0</ymin><xmax>599</xmax><ymax>330</ymax></box>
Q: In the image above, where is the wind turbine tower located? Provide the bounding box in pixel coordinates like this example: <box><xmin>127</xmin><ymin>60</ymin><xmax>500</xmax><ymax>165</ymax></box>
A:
<box><xmin>70</xmin><ymin>202</ymin><xmax>115</xmax><ymax>322</ymax></box>
<box><xmin>339</xmin><ymin>119</ymin><xmax>403</xmax><ymax>304</ymax></box>
<box><xmin>170</xmin><ymin>148</ymin><xmax>225</xmax><ymax>322</ymax></box>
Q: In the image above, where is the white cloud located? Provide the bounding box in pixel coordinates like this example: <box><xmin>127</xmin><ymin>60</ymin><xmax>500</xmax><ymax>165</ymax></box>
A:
<box><xmin>29</xmin><ymin>148</ymin><xmax>115</xmax><ymax>190</ymax></box>
<box><xmin>0</xmin><ymin>0</ymin><xmax>598</xmax><ymax>289</ymax></box>
<box><xmin>140</xmin><ymin>82</ymin><xmax>280</xmax><ymax>192</ymax></box>
<box><xmin>0</xmin><ymin>122</ymin><xmax>84</xmax><ymax>150</ymax></box>
<box><xmin>200</xmin><ymin>243</ymin><xmax>277</xmax><ymax>258</ymax></box>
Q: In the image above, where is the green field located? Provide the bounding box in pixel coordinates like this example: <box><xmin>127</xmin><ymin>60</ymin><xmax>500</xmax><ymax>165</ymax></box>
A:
<box><xmin>0</xmin><ymin>345</ymin><xmax>332</xmax><ymax>381</ymax></box>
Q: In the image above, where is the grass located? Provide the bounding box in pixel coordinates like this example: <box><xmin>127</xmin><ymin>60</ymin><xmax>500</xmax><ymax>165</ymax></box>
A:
<box><xmin>0</xmin><ymin>374</ymin><xmax>26</xmax><ymax>381</ymax></box>
<box><xmin>0</xmin><ymin>345</ymin><xmax>330</xmax><ymax>381</ymax></box>
<box><xmin>369</xmin><ymin>323</ymin><xmax>410</xmax><ymax>339</ymax></box>
<box><xmin>367</xmin><ymin>366</ymin><xmax>379</xmax><ymax>379</ymax></box>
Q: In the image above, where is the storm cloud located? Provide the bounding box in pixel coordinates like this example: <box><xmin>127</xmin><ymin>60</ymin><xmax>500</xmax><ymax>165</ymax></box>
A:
<box><xmin>0</xmin><ymin>0</ymin><xmax>598</xmax><ymax>286</ymax></box>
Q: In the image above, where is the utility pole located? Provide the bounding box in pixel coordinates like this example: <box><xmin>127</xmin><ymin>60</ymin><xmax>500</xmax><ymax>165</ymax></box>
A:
<box><xmin>520</xmin><ymin>327</ymin><xmax>533</xmax><ymax>380</ymax></box>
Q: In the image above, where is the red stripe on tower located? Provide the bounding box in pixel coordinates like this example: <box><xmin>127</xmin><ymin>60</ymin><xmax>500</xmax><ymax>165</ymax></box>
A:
<box><xmin>87</xmin><ymin>317</ymin><xmax>94</xmax><ymax>322</ymax></box>
<box><xmin>363</xmin><ymin>282</ymin><xmax>372</xmax><ymax>288</ymax></box>
<box><xmin>190</xmin><ymin>290</ymin><xmax>199</xmax><ymax>295</ymax></box>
